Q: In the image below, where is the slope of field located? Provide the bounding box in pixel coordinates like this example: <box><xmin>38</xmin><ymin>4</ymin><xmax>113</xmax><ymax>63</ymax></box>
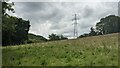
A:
<box><xmin>2</xmin><ymin>33</ymin><xmax>118</xmax><ymax>66</ymax></box>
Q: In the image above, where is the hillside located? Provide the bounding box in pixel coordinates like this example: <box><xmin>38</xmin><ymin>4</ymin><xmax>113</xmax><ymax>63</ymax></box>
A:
<box><xmin>28</xmin><ymin>33</ymin><xmax>47</xmax><ymax>43</ymax></box>
<box><xmin>2</xmin><ymin>33</ymin><xmax>118</xmax><ymax>66</ymax></box>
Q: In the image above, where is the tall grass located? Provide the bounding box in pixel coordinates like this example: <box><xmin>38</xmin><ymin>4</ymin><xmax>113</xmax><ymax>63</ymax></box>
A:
<box><xmin>2</xmin><ymin>33</ymin><xmax>118</xmax><ymax>66</ymax></box>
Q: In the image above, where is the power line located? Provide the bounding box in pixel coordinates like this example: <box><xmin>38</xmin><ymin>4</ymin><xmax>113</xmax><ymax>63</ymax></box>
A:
<box><xmin>72</xmin><ymin>14</ymin><xmax>79</xmax><ymax>39</ymax></box>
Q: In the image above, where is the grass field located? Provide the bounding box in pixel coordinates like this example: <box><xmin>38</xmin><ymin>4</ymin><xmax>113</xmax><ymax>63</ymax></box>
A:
<box><xmin>2</xmin><ymin>33</ymin><xmax>118</xmax><ymax>66</ymax></box>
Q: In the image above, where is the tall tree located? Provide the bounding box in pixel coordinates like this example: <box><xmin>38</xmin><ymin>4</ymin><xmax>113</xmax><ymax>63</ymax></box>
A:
<box><xmin>2</xmin><ymin>1</ymin><xmax>30</xmax><ymax>46</ymax></box>
<box><xmin>96</xmin><ymin>15</ymin><xmax>120</xmax><ymax>34</ymax></box>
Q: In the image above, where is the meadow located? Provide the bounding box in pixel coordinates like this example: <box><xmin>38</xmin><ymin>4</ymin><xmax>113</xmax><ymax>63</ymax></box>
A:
<box><xmin>2</xmin><ymin>33</ymin><xmax>118</xmax><ymax>66</ymax></box>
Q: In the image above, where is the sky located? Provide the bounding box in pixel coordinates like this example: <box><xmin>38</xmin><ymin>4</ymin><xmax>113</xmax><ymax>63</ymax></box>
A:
<box><xmin>8</xmin><ymin>0</ymin><xmax>119</xmax><ymax>39</ymax></box>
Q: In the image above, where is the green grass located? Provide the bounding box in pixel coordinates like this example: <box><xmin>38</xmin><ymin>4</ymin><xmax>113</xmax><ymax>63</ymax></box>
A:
<box><xmin>2</xmin><ymin>33</ymin><xmax>118</xmax><ymax>66</ymax></box>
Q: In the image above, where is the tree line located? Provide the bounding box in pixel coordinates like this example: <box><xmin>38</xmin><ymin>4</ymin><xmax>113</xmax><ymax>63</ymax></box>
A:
<box><xmin>48</xmin><ymin>33</ymin><xmax>68</xmax><ymax>41</ymax></box>
<box><xmin>79</xmin><ymin>15</ymin><xmax>120</xmax><ymax>38</ymax></box>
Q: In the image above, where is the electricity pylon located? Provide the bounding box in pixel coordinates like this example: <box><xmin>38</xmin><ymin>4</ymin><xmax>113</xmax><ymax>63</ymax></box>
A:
<box><xmin>72</xmin><ymin>14</ymin><xmax>79</xmax><ymax>39</ymax></box>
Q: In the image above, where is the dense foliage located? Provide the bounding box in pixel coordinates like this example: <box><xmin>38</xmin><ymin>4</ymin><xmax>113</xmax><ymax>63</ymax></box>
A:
<box><xmin>2</xmin><ymin>2</ymin><xmax>30</xmax><ymax>46</ymax></box>
<box><xmin>96</xmin><ymin>15</ymin><xmax>120</xmax><ymax>34</ymax></box>
<box><xmin>2</xmin><ymin>2</ymin><xmax>15</xmax><ymax>16</ymax></box>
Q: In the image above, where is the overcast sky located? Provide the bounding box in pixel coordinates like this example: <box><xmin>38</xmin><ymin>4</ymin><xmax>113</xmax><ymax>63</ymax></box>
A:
<box><xmin>8</xmin><ymin>0</ymin><xmax>119</xmax><ymax>39</ymax></box>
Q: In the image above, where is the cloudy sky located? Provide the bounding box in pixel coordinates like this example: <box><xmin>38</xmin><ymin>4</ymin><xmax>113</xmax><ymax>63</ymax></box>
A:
<box><xmin>8</xmin><ymin>0</ymin><xmax>119</xmax><ymax>39</ymax></box>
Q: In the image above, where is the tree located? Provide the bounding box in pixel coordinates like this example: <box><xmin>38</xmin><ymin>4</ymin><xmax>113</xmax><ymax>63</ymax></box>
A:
<box><xmin>60</xmin><ymin>35</ymin><xmax>68</xmax><ymax>40</ymax></box>
<box><xmin>79</xmin><ymin>15</ymin><xmax>120</xmax><ymax>39</ymax></box>
<box><xmin>96</xmin><ymin>15</ymin><xmax>120</xmax><ymax>34</ymax></box>
<box><xmin>49</xmin><ymin>33</ymin><xmax>60</xmax><ymax>41</ymax></box>
<box><xmin>49</xmin><ymin>33</ymin><xmax>67</xmax><ymax>41</ymax></box>
<box><xmin>2</xmin><ymin>2</ymin><xmax>15</xmax><ymax>16</ymax></box>
<box><xmin>89</xmin><ymin>27</ymin><xmax>97</xmax><ymax>36</ymax></box>
<box><xmin>2</xmin><ymin>1</ymin><xmax>30</xmax><ymax>46</ymax></box>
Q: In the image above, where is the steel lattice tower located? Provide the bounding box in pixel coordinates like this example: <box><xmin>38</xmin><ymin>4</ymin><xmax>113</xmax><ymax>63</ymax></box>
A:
<box><xmin>72</xmin><ymin>14</ymin><xmax>79</xmax><ymax>39</ymax></box>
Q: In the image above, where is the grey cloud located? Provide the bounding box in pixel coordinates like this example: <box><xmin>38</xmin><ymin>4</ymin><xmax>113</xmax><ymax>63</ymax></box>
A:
<box><xmin>13</xmin><ymin>2</ymin><xmax>118</xmax><ymax>38</ymax></box>
<box><xmin>83</xmin><ymin>6</ymin><xmax>94</xmax><ymax>18</ymax></box>
<box><xmin>15</xmin><ymin>2</ymin><xmax>65</xmax><ymax>24</ymax></box>
<box><xmin>50</xmin><ymin>23</ymin><xmax>67</xmax><ymax>30</ymax></box>
<box><xmin>15</xmin><ymin>2</ymin><xmax>48</xmax><ymax>13</ymax></box>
